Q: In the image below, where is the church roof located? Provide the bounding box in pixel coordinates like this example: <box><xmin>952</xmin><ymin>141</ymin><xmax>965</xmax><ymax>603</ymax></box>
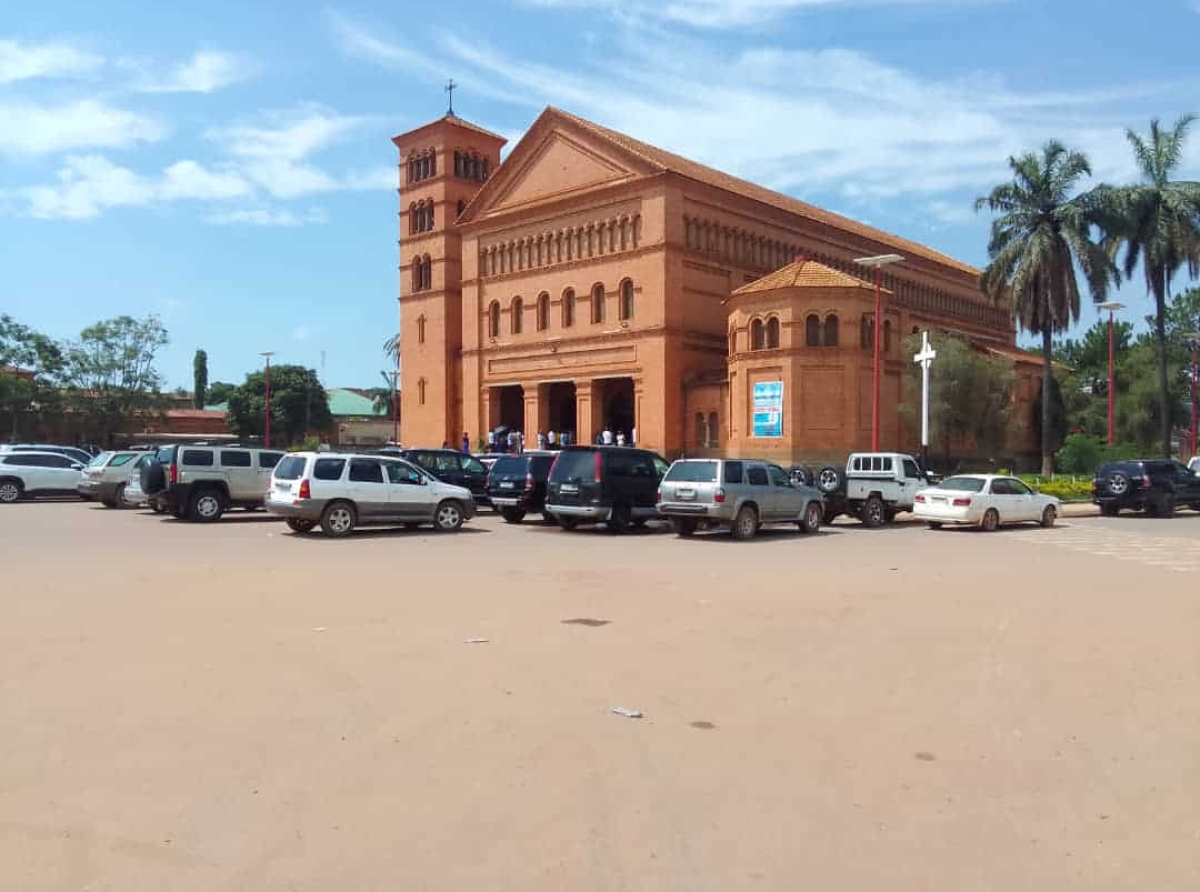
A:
<box><xmin>547</xmin><ymin>107</ymin><xmax>978</xmax><ymax>278</ymax></box>
<box><xmin>440</xmin><ymin>112</ymin><xmax>507</xmax><ymax>142</ymax></box>
<box><xmin>729</xmin><ymin>258</ymin><xmax>889</xmax><ymax>298</ymax></box>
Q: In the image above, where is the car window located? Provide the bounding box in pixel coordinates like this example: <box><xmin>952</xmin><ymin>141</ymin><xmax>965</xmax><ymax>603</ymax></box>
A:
<box><xmin>606</xmin><ymin>452</ymin><xmax>636</xmax><ymax>477</ymax></box>
<box><xmin>491</xmin><ymin>457</ymin><xmax>528</xmax><ymax>476</ymax></box>
<box><xmin>89</xmin><ymin>452</ymin><xmax>112</xmax><ymax>467</ymax></box>
<box><xmin>220</xmin><ymin>450</ymin><xmax>252</xmax><ymax>467</ymax></box>
<box><xmin>724</xmin><ymin>461</ymin><xmax>743</xmax><ymax>484</ymax></box>
<box><xmin>3</xmin><ymin>454</ymin><xmax>34</xmax><ymax>466</ymax></box>
<box><xmin>313</xmin><ymin>458</ymin><xmax>345</xmax><ymax>481</ymax></box>
<box><xmin>903</xmin><ymin>459</ymin><xmax>921</xmax><ymax>479</ymax></box>
<box><xmin>181</xmin><ymin>449</ymin><xmax>214</xmax><ymax>467</ymax></box>
<box><xmin>1146</xmin><ymin>461</ymin><xmax>1174</xmax><ymax>476</ymax></box>
<box><xmin>747</xmin><ymin>466</ymin><xmax>768</xmax><ymax>486</ymax></box>
<box><xmin>32</xmin><ymin>454</ymin><xmax>74</xmax><ymax>468</ymax></box>
<box><xmin>549</xmin><ymin>450</ymin><xmax>596</xmax><ymax>482</ymax></box>
<box><xmin>882</xmin><ymin>457</ymin><xmax>893</xmax><ymax>471</ymax></box>
<box><xmin>155</xmin><ymin>446</ymin><xmax>176</xmax><ymax>465</ymax></box>
<box><xmin>939</xmin><ymin>476</ymin><xmax>986</xmax><ymax>492</ymax></box>
<box><xmin>461</xmin><ymin>456</ymin><xmax>486</xmax><ymax>474</ymax></box>
<box><xmin>433</xmin><ymin>453</ymin><xmax>462</xmax><ymax>472</ymax></box>
<box><xmin>1006</xmin><ymin>478</ymin><xmax>1032</xmax><ymax>495</ymax></box>
<box><xmin>274</xmin><ymin>456</ymin><xmax>306</xmax><ymax>480</ymax></box>
<box><xmin>652</xmin><ymin>456</ymin><xmax>670</xmax><ymax>478</ymax></box>
<box><xmin>385</xmin><ymin>461</ymin><xmax>424</xmax><ymax>485</ymax></box>
<box><xmin>109</xmin><ymin>454</ymin><xmax>135</xmax><ymax>467</ymax></box>
<box><xmin>259</xmin><ymin>452</ymin><xmax>284</xmax><ymax>469</ymax></box>
<box><xmin>408</xmin><ymin>452</ymin><xmax>433</xmax><ymax>469</ymax></box>
<box><xmin>768</xmin><ymin>465</ymin><xmax>791</xmax><ymax>487</ymax></box>
<box><xmin>990</xmin><ymin>479</ymin><xmax>1011</xmax><ymax>495</ymax></box>
<box><xmin>348</xmin><ymin>458</ymin><xmax>384</xmax><ymax>483</ymax></box>
<box><xmin>665</xmin><ymin>461</ymin><xmax>718</xmax><ymax>483</ymax></box>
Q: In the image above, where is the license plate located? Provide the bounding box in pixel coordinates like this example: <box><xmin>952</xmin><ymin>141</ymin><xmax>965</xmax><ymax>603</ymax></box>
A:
<box><xmin>931</xmin><ymin>496</ymin><xmax>945</xmax><ymax>504</ymax></box>
<box><xmin>561</xmin><ymin>483</ymin><xmax>578</xmax><ymax>493</ymax></box>
<box><xmin>500</xmin><ymin>481</ymin><xmax>515</xmax><ymax>489</ymax></box>
<box><xmin>678</xmin><ymin>489</ymin><xmax>695</xmax><ymax>501</ymax></box>
<box><xmin>277</xmin><ymin>483</ymin><xmax>291</xmax><ymax>492</ymax></box>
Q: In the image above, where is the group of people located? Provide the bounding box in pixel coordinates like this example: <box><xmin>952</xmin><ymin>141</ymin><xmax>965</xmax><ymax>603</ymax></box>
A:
<box><xmin>455</xmin><ymin>425</ymin><xmax>637</xmax><ymax>455</ymax></box>
<box><xmin>592</xmin><ymin>428</ymin><xmax>635</xmax><ymax>447</ymax></box>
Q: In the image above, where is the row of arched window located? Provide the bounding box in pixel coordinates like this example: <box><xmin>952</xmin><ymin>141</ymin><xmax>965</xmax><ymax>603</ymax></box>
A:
<box><xmin>409</xmin><ymin>200</ymin><xmax>434</xmax><ymax>234</ymax></box>
<box><xmin>486</xmin><ymin>280</ymin><xmax>635</xmax><ymax>339</ymax></box>
<box><xmin>732</xmin><ymin>313</ymin><xmax>906</xmax><ymax>354</ymax></box>
<box><xmin>480</xmin><ymin>214</ymin><xmax>642</xmax><ymax>277</ymax></box>
<box><xmin>407</xmin><ymin>150</ymin><xmax>435</xmax><ymax>184</ymax></box>
<box><xmin>410</xmin><ymin>254</ymin><xmax>432</xmax><ymax>292</ymax></box>
<box><xmin>453</xmin><ymin>150</ymin><xmax>489</xmax><ymax>182</ymax></box>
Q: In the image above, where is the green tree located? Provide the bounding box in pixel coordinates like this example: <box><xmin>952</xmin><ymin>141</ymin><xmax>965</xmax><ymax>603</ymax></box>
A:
<box><xmin>899</xmin><ymin>333</ymin><xmax>1015</xmax><ymax>465</ymax></box>
<box><xmin>1091</xmin><ymin>115</ymin><xmax>1200</xmax><ymax>457</ymax></box>
<box><xmin>372</xmin><ymin>371</ymin><xmax>398</xmax><ymax>418</ymax></box>
<box><xmin>206</xmin><ymin>381</ymin><xmax>236</xmax><ymax>406</ymax></box>
<box><xmin>226</xmin><ymin>364</ymin><xmax>331</xmax><ymax>446</ymax></box>
<box><xmin>1114</xmin><ymin>333</ymin><xmax>1187</xmax><ymax>450</ymax></box>
<box><xmin>60</xmin><ymin>315</ymin><xmax>169</xmax><ymax>445</ymax></box>
<box><xmin>0</xmin><ymin>314</ymin><xmax>64</xmax><ymax>439</ymax></box>
<box><xmin>192</xmin><ymin>349</ymin><xmax>208</xmax><ymax>409</ymax></box>
<box><xmin>976</xmin><ymin>141</ymin><xmax>1114</xmax><ymax>475</ymax></box>
<box><xmin>383</xmin><ymin>333</ymin><xmax>400</xmax><ymax>365</ymax></box>
<box><xmin>1055</xmin><ymin>318</ymin><xmax>1134</xmax><ymax>438</ymax></box>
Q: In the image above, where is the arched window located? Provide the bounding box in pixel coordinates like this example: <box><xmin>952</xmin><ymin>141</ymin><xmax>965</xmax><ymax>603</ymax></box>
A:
<box><xmin>481</xmin><ymin>158</ymin><xmax>489</xmax><ymax>180</ymax></box>
<box><xmin>825</xmin><ymin>315</ymin><xmax>839</xmax><ymax>347</ymax></box>
<box><xmin>422</xmin><ymin>256</ymin><xmax>432</xmax><ymax>290</ymax></box>
<box><xmin>695</xmin><ymin>412</ymin><xmax>707</xmax><ymax>447</ymax></box>
<box><xmin>426</xmin><ymin>203</ymin><xmax>434</xmax><ymax>231</ymax></box>
<box><xmin>418</xmin><ymin>378</ymin><xmax>426</xmax><ymax>406</ymax></box>
<box><xmin>411</xmin><ymin>263</ymin><xmax>420</xmax><ymax>293</ymax></box>
<box><xmin>707</xmin><ymin>412</ymin><xmax>719</xmax><ymax>448</ymax></box>
<box><xmin>750</xmin><ymin>318</ymin><xmax>765</xmax><ymax>350</ymax></box>
<box><xmin>537</xmin><ymin>292</ymin><xmax>550</xmax><ymax>331</ymax></box>
<box><xmin>861</xmin><ymin>314</ymin><xmax>875</xmax><ymax>349</ymax></box>
<box><xmin>619</xmin><ymin>279</ymin><xmax>634</xmax><ymax>321</ymax></box>
<box><xmin>805</xmin><ymin>314</ymin><xmax>821</xmax><ymax>347</ymax></box>
<box><xmin>884</xmin><ymin>320</ymin><xmax>892</xmax><ymax>353</ymax></box>
<box><xmin>591</xmin><ymin>283</ymin><xmax>605</xmax><ymax>324</ymax></box>
<box><xmin>765</xmin><ymin>317</ymin><xmax>780</xmax><ymax>349</ymax></box>
<box><xmin>417</xmin><ymin>314</ymin><xmax>426</xmax><ymax>345</ymax></box>
<box><xmin>511</xmin><ymin>297</ymin><xmax>523</xmax><ymax>334</ymax></box>
<box><xmin>488</xmin><ymin>301</ymin><xmax>500</xmax><ymax>339</ymax></box>
<box><xmin>729</xmin><ymin>328</ymin><xmax>737</xmax><ymax>354</ymax></box>
<box><xmin>429</xmin><ymin>151</ymin><xmax>436</xmax><ymax>177</ymax></box>
<box><xmin>562</xmin><ymin>289</ymin><xmax>575</xmax><ymax>327</ymax></box>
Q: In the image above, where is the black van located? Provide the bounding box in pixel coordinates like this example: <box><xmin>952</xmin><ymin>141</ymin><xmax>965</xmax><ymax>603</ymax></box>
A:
<box><xmin>487</xmin><ymin>452</ymin><xmax>557</xmax><ymax>523</ymax></box>
<box><xmin>398</xmin><ymin>448</ymin><xmax>491</xmax><ymax>506</ymax></box>
<box><xmin>545</xmin><ymin>446</ymin><xmax>670</xmax><ymax>531</ymax></box>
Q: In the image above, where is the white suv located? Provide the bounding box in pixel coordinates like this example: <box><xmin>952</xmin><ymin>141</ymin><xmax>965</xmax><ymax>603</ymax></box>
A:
<box><xmin>0</xmin><ymin>450</ymin><xmax>87</xmax><ymax>503</ymax></box>
<box><xmin>265</xmin><ymin>452</ymin><xmax>476</xmax><ymax>537</ymax></box>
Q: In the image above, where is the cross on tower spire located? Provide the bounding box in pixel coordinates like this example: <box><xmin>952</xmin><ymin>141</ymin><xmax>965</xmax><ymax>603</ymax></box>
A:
<box><xmin>445</xmin><ymin>78</ymin><xmax>457</xmax><ymax>116</ymax></box>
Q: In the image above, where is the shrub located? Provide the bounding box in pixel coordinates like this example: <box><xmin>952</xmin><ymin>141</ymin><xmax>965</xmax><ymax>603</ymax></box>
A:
<box><xmin>1032</xmin><ymin>479</ymin><xmax>1093</xmax><ymax>501</ymax></box>
<box><xmin>1056</xmin><ymin>433</ymin><xmax>1104</xmax><ymax>474</ymax></box>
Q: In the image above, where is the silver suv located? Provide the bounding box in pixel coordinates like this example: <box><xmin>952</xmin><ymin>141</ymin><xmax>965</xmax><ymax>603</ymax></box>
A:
<box><xmin>657</xmin><ymin>458</ymin><xmax>824</xmax><ymax>540</ymax></box>
<box><xmin>142</xmin><ymin>444</ymin><xmax>286</xmax><ymax>522</ymax></box>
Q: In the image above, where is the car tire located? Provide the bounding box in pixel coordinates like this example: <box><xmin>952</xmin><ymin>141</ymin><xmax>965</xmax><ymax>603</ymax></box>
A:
<box><xmin>434</xmin><ymin>500</ymin><xmax>464</xmax><ymax>532</ymax></box>
<box><xmin>927</xmin><ymin>522</ymin><xmax>943</xmax><ymax>530</ymax></box>
<box><xmin>113</xmin><ymin>484</ymin><xmax>127</xmax><ymax>508</ymax></box>
<box><xmin>788</xmin><ymin>465</ymin><xmax>812</xmax><ymax>487</ymax></box>
<box><xmin>188</xmin><ymin>489</ymin><xmax>225</xmax><ymax>523</ymax></box>
<box><xmin>671</xmin><ymin>517</ymin><xmax>696</xmax><ymax>537</ymax></box>
<box><xmin>981</xmin><ymin>508</ymin><xmax>1000</xmax><ymax>532</ymax></box>
<box><xmin>816</xmin><ymin>465</ymin><xmax>844</xmax><ymax>495</ymax></box>
<box><xmin>607</xmin><ymin>503</ymin><xmax>632</xmax><ymax>533</ymax></box>
<box><xmin>731</xmin><ymin>505</ymin><xmax>758</xmax><ymax>541</ymax></box>
<box><xmin>558</xmin><ymin>517</ymin><xmax>579</xmax><ymax>531</ymax></box>
<box><xmin>1099</xmin><ymin>503</ymin><xmax>1119</xmax><ymax>517</ymax></box>
<box><xmin>1040</xmin><ymin>505</ymin><xmax>1057</xmax><ymax>527</ymax></box>
<box><xmin>287</xmin><ymin>518</ymin><xmax>316</xmax><ymax>534</ymax></box>
<box><xmin>1106</xmin><ymin>472</ymin><xmax>1129</xmax><ymax>496</ymax></box>
<box><xmin>141</xmin><ymin>460</ymin><xmax>166</xmax><ymax>496</ymax></box>
<box><xmin>321</xmin><ymin>501</ymin><xmax>356</xmax><ymax>537</ymax></box>
<box><xmin>800</xmin><ymin>501</ymin><xmax>821</xmax><ymax>534</ymax></box>
<box><xmin>501</xmin><ymin>508</ymin><xmax>526</xmax><ymax>524</ymax></box>
<box><xmin>862</xmin><ymin>495</ymin><xmax>886</xmax><ymax>528</ymax></box>
<box><xmin>0</xmin><ymin>479</ymin><xmax>22</xmax><ymax>504</ymax></box>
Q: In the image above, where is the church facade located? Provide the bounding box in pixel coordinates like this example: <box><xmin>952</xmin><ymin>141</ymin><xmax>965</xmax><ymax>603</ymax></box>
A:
<box><xmin>393</xmin><ymin>107</ymin><xmax>1040</xmax><ymax>462</ymax></box>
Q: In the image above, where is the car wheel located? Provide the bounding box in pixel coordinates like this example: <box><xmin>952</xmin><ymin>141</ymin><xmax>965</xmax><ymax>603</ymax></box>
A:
<box><xmin>927</xmin><ymin>522</ymin><xmax>943</xmax><ymax>530</ymax></box>
<box><xmin>286</xmin><ymin>518</ymin><xmax>316</xmax><ymax>534</ymax></box>
<box><xmin>1100</xmin><ymin>503</ymin><xmax>1119</xmax><ymax>517</ymax></box>
<box><xmin>607</xmin><ymin>502</ymin><xmax>632</xmax><ymax>533</ymax></box>
<box><xmin>788</xmin><ymin>465</ymin><xmax>812</xmax><ymax>486</ymax></box>
<box><xmin>150</xmin><ymin>501</ymin><xmax>166</xmax><ymax>514</ymax></box>
<box><xmin>981</xmin><ymin>508</ymin><xmax>1000</xmax><ymax>532</ymax></box>
<box><xmin>0</xmin><ymin>480</ymin><xmax>22</xmax><ymax>503</ymax></box>
<box><xmin>1040</xmin><ymin>505</ymin><xmax>1057</xmax><ymax>528</ymax></box>
<box><xmin>501</xmin><ymin>508</ymin><xmax>526</xmax><ymax>524</ymax></box>
<box><xmin>435</xmin><ymin>500</ymin><xmax>464</xmax><ymax>532</ymax></box>
<box><xmin>800</xmin><ymin>501</ymin><xmax>821</xmax><ymax>534</ymax></box>
<box><xmin>816</xmin><ymin>465</ymin><xmax>844</xmax><ymax>494</ymax></box>
<box><xmin>822</xmin><ymin>505</ymin><xmax>840</xmax><ymax>525</ymax></box>
<box><xmin>113</xmin><ymin>484</ymin><xmax>127</xmax><ymax>508</ymax></box>
<box><xmin>862</xmin><ymin>496</ymin><xmax>885</xmax><ymax>528</ymax></box>
<box><xmin>731</xmin><ymin>505</ymin><xmax>758</xmax><ymax>541</ymax></box>
<box><xmin>1107</xmin><ymin>472</ymin><xmax>1129</xmax><ymax>496</ymax></box>
<box><xmin>321</xmin><ymin>501</ymin><xmax>356</xmax><ymax>537</ymax></box>
<box><xmin>558</xmin><ymin>517</ymin><xmax>579</xmax><ymax>531</ymax></box>
<box><xmin>671</xmin><ymin>517</ymin><xmax>696</xmax><ymax>537</ymax></box>
<box><xmin>188</xmin><ymin>489</ymin><xmax>225</xmax><ymax>523</ymax></box>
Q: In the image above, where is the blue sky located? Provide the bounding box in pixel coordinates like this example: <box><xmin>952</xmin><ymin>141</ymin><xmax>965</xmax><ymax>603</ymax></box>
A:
<box><xmin>3</xmin><ymin>0</ymin><xmax>1199</xmax><ymax>390</ymax></box>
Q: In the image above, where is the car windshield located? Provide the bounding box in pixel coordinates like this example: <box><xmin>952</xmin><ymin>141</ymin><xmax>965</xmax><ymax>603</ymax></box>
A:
<box><xmin>549</xmin><ymin>450</ymin><xmax>596</xmax><ymax>482</ymax></box>
<box><xmin>274</xmin><ymin>455</ymin><xmax>306</xmax><ymax>480</ymax></box>
<box><xmin>88</xmin><ymin>452</ymin><xmax>111</xmax><ymax>467</ymax></box>
<box><xmin>491</xmin><ymin>457</ymin><xmax>528</xmax><ymax>476</ymax></box>
<box><xmin>937</xmin><ymin>476</ymin><xmax>986</xmax><ymax>493</ymax></box>
<box><xmin>664</xmin><ymin>461</ymin><xmax>718</xmax><ymax>483</ymax></box>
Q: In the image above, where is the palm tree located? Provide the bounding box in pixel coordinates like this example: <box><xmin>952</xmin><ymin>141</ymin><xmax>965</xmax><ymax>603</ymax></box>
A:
<box><xmin>382</xmin><ymin>333</ymin><xmax>400</xmax><ymax>365</ymax></box>
<box><xmin>976</xmin><ymin>140</ymin><xmax>1114</xmax><ymax>475</ymax></box>
<box><xmin>1090</xmin><ymin>116</ymin><xmax>1200</xmax><ymax>458</ymax></box>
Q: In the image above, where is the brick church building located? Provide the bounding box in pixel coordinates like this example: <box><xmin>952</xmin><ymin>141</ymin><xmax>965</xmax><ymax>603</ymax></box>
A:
<box><xmin>393</xmin><ymin>106</ymin><xmax>1041</xmax><ymax>462</ymax></box>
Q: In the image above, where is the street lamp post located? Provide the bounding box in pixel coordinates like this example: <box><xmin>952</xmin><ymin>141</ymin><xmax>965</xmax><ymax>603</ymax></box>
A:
<box><xmin>854</xmin><ymin>254</ymin><xmax>905</xmax><ymax>451</ymax></box>
<box><xmin>1185</xmin><ymin>333</ymin><xmax>1200</xmax><ymax>459</ymax></box>
<box><xmin>1097</xmin><ymin>302</ymin><xmax>1124</xmax><ymax>446</ymax></box>
<box><xmin>382</xmin><ymin>368</ymin><xmax>400</xmax><ymax>445</ymax></box>
<box><xmin>260</xmin><ymin>351</ymin><xmax>275</xmax><ymax>448</ymax></box>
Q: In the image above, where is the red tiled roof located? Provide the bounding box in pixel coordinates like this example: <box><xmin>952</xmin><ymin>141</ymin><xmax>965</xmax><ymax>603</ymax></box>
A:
<box><xmin>730</xmin><ymin>258</ymin><xmax>886</xmax><ymax>298</ymax></box>
<box><xmin>165</xmin><ymin>408</ymin><xmax>227</xmax><ymax>419</ymax></box>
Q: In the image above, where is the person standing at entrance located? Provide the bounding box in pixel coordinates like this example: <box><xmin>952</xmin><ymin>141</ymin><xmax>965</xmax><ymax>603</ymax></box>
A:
<box><xmin>616</xmin><ymin>430</ymin><xmax>626</xmax><ymax>446</ymax></box>
<box><xmin>462</xmin><ymin>432</ymin><xmax>470</xmax><ymax>455</ymax></box>
<box><xmin>547</xmin><ymin>429</ymin><xmax>556</xmax><ymax>449</ymax></box>
<box><xmin>602</xmin><ymin>427</ymin><xmax>614</xmax><ymax>445</ymax></box>
<box><xmin>536</xmin><ymin>431</ymin><xmax>546</xmax><ymax>450</ymax></box>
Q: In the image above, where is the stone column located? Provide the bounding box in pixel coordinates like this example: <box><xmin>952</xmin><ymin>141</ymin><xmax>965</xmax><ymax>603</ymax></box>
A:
<box><xmin>575</xmin><ymin>379</ymin><xmax>603</xmax><ymax>445</ymax></box>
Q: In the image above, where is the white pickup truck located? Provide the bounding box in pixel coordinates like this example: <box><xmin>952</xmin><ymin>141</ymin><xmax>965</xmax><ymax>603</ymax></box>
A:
<box><xmin>821</xmin><ymin>452</ymin><xmax>934</xmax><ymax>527</ymax></box>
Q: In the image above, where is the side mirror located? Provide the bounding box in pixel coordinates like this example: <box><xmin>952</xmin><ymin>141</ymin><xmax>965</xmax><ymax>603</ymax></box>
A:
<box><xmin>71</xmin><ymin>463</ymin><xmax>84</xmax><ymax>470</ymax></box>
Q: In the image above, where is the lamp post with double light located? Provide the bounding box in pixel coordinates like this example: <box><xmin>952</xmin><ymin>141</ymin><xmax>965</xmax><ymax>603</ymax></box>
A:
<box><xmin>260</xmin><ymin>351</ymin><xmax>275</xmax><ymax>448</ymax></box>
<box><xmin>854</xmin><ymin>254</ymin><xmax>905</xmax><ymax>451</ymax></box>
<box><xmin>1097</xmin><ymin>302</ymin><xmax>1124</xmax><ymax>445</ymax></box>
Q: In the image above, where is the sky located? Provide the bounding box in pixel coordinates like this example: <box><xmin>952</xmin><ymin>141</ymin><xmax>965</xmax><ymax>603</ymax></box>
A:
<box><xmin>2</xmin><ymin>0</ymin><xmax>1199</xmax><ymax>391</ymax></box>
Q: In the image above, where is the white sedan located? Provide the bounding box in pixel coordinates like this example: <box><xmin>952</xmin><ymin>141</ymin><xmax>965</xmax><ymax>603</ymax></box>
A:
<box><xmin>913</xmin><ymin>474</ymin><xmax>1059</xmax><ymax>531</ymax></box>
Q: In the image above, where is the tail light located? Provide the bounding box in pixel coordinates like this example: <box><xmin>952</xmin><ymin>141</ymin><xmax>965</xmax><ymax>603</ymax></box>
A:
<box><xmin>714</xmin><ymin>487</ymin><xmax>726</xmax><ymax>503</ymax></box>
<box><xmin>1143</xmin><ymin>475</ymin><xmax>1152</xmax><ymax>488</ymax></box>
<box><xmin>524</xmin><ymin>472</ymin><xmax>534</xmax><ymax>491</ymax></box>
<box><xmin>656</xmin><ymin>489</ymin><xmax>662</xmax><ymax>503</ymax></box>
<box><xmin>297</xmin><ymin>479</ymin><xmax>311</xmax><ymax>500</ymax></box>
<box><xmin>915</xmin><ymin>494</ymin><xmax>926</xmax><ymax>503</ymax></box>
<box><xmin>593</xmin><ymin>451</ymin><xmax>603</xmax><ymax>483</ymax></box>
<box><xmin>169</xmin><ymin>463</ymin><xmax>178</xmax><ymax>484</ymax></box>
<box><xmin>952</xmin><ymin>497</ymin><xmax>971</xmax><ymax>507</ymax></box>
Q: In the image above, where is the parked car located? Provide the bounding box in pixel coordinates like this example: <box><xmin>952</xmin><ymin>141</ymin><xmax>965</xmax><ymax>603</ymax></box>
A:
<box><xmin>0</xmin><ymin>450</ymin><xmax>87</xmax><ymax>503</ymax></box>
<box><xmin>658</xmin><ymin>458</ymin><xmax>824</xmax><ymax>540</ymax></box>
<box><xmin>141</xmin><ymin>444</ymin><xmax>286</xmax><ymax>521</ymax></box>
<box><xmin>1092</xmin><ymin>459</ymin><xmax>1200</xmax><ymax>517</ymax></box>
<box><xmin>78</xmin><ymin>450</ymin><xmax>143</xmax><ymax>507</ymax></box>
<box><xmin>486</xmin><ymin>452</ymin><xmax>557</xmax><ymax>523</ymax></box>
<box><xmin>265</xmin><ymin>452</ymin><xmax>476</xmax><ymax>536</ymax></box>
<box><xmin>0</xmin><ymin>443</ymin><xmax>94</xmax><ymax>465</ymax></box>
<box><xmin>398</xmin><ymin>448</ymin><xmax>491</xmax><ymax>506</ymax></box>
<box><xmin>545</xmin><ymin>445</ymin><xmax>669</xmax><ymax>531</ymax></box>
<box><xmin>821</xmin><ymin>451</ymin><xmax>932</xmax><ymax>527</ymax></box>
<box><xmin>122</xmin><ymin>455</ymin><xmax>152</xmax><ymax>508</ymax></box>
<box><xmin>914</xmin><ymin>474</ymin><xmax>1059</xmax><ymax>530</ymax></box>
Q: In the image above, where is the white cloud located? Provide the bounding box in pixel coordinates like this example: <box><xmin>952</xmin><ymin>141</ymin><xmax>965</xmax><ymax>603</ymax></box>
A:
<box><xmin>324</xmin><ymin>9</ymin><xmax>437</xmax><ymax>72</ymax></box>
<box><xmin>0</xmin><ymin>38</ymin><xmax>102</xmax><ymax>84</ymax></box>
<box><xmin>134</xmin><ymin>49</ymin><xmax>259</xmax><ymax>93</ymax></box>
<box><xmin>206</xmin><ymin>208</ymin><xmax>329</xmax><ymax>227</ymax></box>
<box><xmin>0</xmin><ymin>99</ymin><xmax>164</xmax><ymax>155</ymax></box>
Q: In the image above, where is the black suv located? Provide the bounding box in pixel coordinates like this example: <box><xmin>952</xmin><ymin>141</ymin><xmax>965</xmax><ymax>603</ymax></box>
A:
<box><xmin>1093</xmin><ymin>459</ymin><xmax>1200</xmax><ymax>517</ymax></box>
<box><xmin>545</xmin><ymin>446</ymin><xmax>670</xmax><ymax>532</ymax></box>
<box><xmin>487</xmin><ymin>452</ymin><xmax>557</xmax><ymax>523</ymax></box>
<box><xmin>397</xmin><ymin>448</ymin><xmax>491</xmax><ymax>506</ymax></box>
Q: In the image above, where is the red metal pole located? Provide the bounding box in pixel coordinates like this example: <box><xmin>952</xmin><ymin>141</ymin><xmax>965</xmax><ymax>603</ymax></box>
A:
<box><xmin>1107</xmin><ymin>311</ymin><xmax>1115</xmax><ymax>445</ymax></box>
<box><xmin>872</xmin><ymin>265</ymin><xmax>881</xmax><ymax>452</ymax></box>
<box><xmin>264</xmin><ymin>358</ymin><xmax>271</xmax><ymax>449</ymax></box>
<box><xmin>1191</xmin><ymin>348</ymin><xmax>1197</xmax><ymax>459</ymax></box>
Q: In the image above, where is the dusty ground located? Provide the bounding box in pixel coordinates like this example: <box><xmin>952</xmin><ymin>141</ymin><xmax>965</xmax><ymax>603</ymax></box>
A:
<box><xmin>3</xmin><ymin>501</ymin><xmax>1199</xmax><ymax>891</ymax></box>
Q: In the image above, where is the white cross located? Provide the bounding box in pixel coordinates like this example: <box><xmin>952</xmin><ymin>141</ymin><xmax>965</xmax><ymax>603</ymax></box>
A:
<box><xmin>913</xmin><ymin>331</ymin><xmax>937</xmax><ymax>449</ymax></box>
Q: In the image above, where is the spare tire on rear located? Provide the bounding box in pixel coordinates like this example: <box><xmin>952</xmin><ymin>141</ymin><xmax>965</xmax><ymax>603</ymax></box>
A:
<box><xmin>141</xmin><ymin>459</ymin><xmax>166</xmax><ymax>495</ymax></box>
<box><xmin>816</xmin><ymin>465</ymin><xmax>844</xmax><ymax>494</ymax></box>
<box><xmin>788</xmin><ymin>465</ymin><xmax>812</xmax><ymax>486</ymax></box>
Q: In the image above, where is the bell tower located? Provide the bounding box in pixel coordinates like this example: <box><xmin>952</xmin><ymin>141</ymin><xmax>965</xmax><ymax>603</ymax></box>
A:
<box><xmin>393</xmin><ymin>108</ymin><xmax>506</xmax><ymax>447</ymax></box>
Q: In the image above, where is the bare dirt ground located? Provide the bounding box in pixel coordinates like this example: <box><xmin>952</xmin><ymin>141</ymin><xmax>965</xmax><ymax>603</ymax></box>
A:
<box><xmin>3</xmin><ymin>501</ymin><xmax>1199</xmax><ymax>891</ymax></box>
